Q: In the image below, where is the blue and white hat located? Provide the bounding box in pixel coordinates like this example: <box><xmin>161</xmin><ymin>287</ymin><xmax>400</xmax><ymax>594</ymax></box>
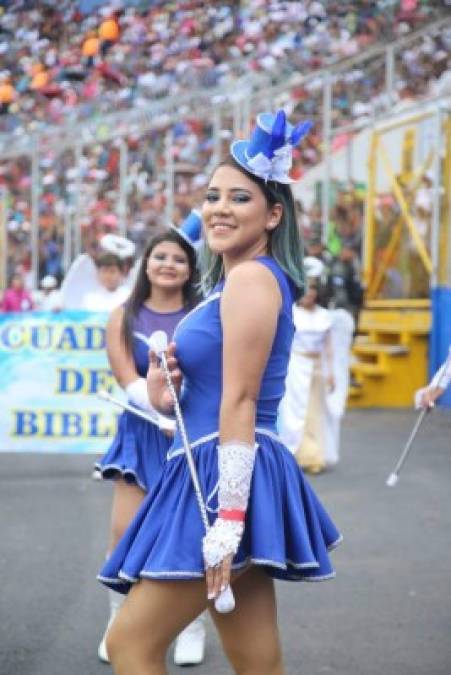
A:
<box><xmin>231</xmin><ymin>110</ymin><xmax>312</xmax><ymax>184</ymax></box>
<box><xmin>171</xmin><ymin>209</ymin><xmax>202</xmax><ymax>249</ymax></box>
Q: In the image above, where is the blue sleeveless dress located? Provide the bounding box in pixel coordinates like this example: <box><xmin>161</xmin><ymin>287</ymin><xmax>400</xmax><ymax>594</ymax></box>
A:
<box><xmin>99</xmin><ymin>257</ymin><xmax>341</xmax><ymax>590</ymax></box>
<box><xmin>95</xmin><ymin>305</ymin><xmax>186</xmax><ymax>492</ymax></box>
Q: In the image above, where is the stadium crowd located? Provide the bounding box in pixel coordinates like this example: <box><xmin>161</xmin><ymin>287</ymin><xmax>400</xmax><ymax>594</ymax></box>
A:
<box><xmin>0</xmin><ymin>0</ymin><xmax>443</xmax><ymax>133</ymax></box>
<box><xmin>0</xmin><ymin>0</ymin><xmax>449</xmax><ymax>302</ymax></box>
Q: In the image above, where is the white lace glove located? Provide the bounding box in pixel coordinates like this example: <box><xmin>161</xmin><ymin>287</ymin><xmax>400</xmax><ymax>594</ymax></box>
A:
<box><xmin>203</xmin><ymin>440</ymin><xmax>257</xmax><ymax>568</ymax></box>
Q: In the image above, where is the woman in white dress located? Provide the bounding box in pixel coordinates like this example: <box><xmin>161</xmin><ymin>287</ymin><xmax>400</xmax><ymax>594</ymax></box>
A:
<box><xmin>279</xmin><ymin>257</ymin><xmax>351</xmax><ymax>473</ymax></box>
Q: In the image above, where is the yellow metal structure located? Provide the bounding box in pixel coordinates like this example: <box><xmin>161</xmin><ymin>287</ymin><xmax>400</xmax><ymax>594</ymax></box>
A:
<box><xmin>349</xmin><ymin>107</ymin><xmax>450</xmax><ymax>408</ymax></box>
<box><xmin>348</xmin><ymin>305</ymin><xmax>431</xmax><ymax>407</ymax></box>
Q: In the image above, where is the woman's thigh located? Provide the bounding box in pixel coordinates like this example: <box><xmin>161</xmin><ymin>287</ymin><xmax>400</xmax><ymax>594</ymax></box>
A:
<box><xmin>109</xmin><ymin>479</ymin><xmax>146</xmax><ymax>550</ymax></box>
<box><xmin>107</xmin><ymin>578</ymin><xmax>208</xmax><ymax>664</ymax></box>
<box><xmin>210</xmin><ymin>567</ymin><xmax>284</xmax><ymax>675</ymax></box>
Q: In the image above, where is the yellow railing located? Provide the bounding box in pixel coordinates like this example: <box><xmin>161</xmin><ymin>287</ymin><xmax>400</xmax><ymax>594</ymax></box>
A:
<box><xmin>363</xmin><ymin>107</ymin><xmax>450</xmax><ymax>302</ymax></box>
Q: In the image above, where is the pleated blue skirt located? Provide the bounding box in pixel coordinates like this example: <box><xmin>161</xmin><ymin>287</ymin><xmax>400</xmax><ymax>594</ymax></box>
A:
<box><xmin>98</xmin><ymin>430</ymin><xmax>342</xmax><ymax>592</ymax></box>
<box><xmin>95</xmin><ymin>410</ymin><xmax>171</xmax><ymax>492</ymax></box>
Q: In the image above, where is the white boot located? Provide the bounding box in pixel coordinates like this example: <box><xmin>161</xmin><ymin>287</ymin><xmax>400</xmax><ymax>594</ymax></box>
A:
<box><xmin>173</xmin><ymin>613</ymin><xmax>206</xmax><ymax>666</ymax></box>
<box><xmin>98</xmin><ymin>589</ymin><xmax>125</xmax><ymax>663</ymax></box>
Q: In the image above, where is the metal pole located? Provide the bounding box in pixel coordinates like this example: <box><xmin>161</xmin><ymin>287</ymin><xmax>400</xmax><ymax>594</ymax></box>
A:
<box><xmin>118</xmin><ymin>138</ymin><xmax>128</xmax><ymax>237</ymax></box>
<box><xmin>242</xmin><ymin>95</ymin><xmax>251</xmax><ymax>138</ymax></box>
<box><xmin>346</xmin><ymin>133</ymin><xmax>353</xmax><ymax>184</ymax></box>
<box><xmin>212</xmin><ymin>106</ymin><xmax>222</xmax><ymax>168</ymax></box>
<box><xmin>73</xmin><ymin>143</ymin><xmax>83</xmax><ymax>258</ymax></box>
<box><xmin>0</xmin><ymin>185</ymin><xmax>7</xmax><ymax>290</ymax></box>
<box><xmin>233</xmin><ymin>99</ymin><xmax>242</xmax><ymax>138</ymax></box>
<box><xmin>164</xmin><ymin>129</ymin><xmax>174</xmax><ymax>226</ymax></box>
<box><xmin>30</xmin><ymin>138</ymin><xmax>40</xmax><ymax>290</ymax></box>
<box><xmin>385</xmin><ymin>44</ymin><xmax>396</xmax><ymax>107</ymax></box>
<box><xmin>63</xmin><ymin>206</ymin><xmax>72</xmax><ymax>275</ymax></box>
<box><xmin>430</xmin><ymin>108</ymin><xmax>442</xmax><ymax>289</ymax></box>
<box><xmin>363</xmin><ymin>131</ymin><xmax>378</xmax><ymax>292</ymax></box>
<box><xmin>321</xmin><ymin>71</ymin><xmax>332</xmax><ymax>245</ymax></box>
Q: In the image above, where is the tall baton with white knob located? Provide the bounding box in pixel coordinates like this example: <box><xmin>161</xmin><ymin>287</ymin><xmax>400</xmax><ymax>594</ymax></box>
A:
<box><xmin>386</xmin><ymin>350</ymin><xmax>451</xmax><ymax>487</ymax></box>
<box><xmin>149</xmin><ymin>330</ymin><xmax>235</xmax><ymax>614</ymax></box>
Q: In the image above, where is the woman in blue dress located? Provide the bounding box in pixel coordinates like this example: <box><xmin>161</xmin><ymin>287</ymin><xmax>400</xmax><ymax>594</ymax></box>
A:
<box><xmin>95</xmin><ymin>228</ymin><xmax>202</xmax><ymax>664</ymax></box>
<box><xmin>98</xmin><ymin>111</ymin><xmax>342</xmax><ymax>674</ymax></box>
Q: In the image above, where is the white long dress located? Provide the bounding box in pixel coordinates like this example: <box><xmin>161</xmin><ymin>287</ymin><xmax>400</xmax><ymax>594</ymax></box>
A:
<box><xmin>278</xmin><ymin>305</ymin><xmax>354</xmax><ymax>469</ymax></box>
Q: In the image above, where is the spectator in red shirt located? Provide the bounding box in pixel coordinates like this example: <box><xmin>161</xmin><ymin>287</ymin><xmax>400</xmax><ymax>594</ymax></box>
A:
<box><xmin>1</xmin><ymin>272</ymin><xmax>34</xmax><ymax>312</ymax></box>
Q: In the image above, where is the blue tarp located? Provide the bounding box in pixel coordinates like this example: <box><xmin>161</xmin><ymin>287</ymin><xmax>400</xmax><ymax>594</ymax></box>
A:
<box><xmin>430</xmin><ymin>286</ymin><xmax>451</xmax><ymax>408</ymax></box>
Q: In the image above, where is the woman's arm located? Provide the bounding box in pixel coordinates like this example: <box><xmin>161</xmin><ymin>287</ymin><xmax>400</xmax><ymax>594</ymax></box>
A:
<box><xmin>219</xmin><ymin>261</ymin><xmax>282</xmax><ymax>444</ymax></box>
<box><xmin>416</xmin><ymin>352</ymin><xmax>451</xmax><ymax>408</ymax></box>
<box><xmin>106</xmin><ymin>306</ymin><xmax>138</xmax><ymax>388</ymax></box>
<box><xmin>106</xmin><ymin>305</ymin><xmax>156</xmax><ymax>413</ymax></box>
<box><xmin>430</xmin><ymin>356</ymin><xmax>451</xmax><ymax>391</ymax></box>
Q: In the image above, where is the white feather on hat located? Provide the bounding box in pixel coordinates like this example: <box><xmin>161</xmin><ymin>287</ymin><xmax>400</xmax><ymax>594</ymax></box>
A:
<box><xmin>100</xmin><ymin>234</ymin><xmax>136</xmax><ymax>260</ymax></box>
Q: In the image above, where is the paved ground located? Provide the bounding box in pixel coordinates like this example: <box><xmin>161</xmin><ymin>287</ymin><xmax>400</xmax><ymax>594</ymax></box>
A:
<box><xmin>1</xmin><ymin>408</ymin><xmax>450</xmax><ymax>675</ymax></box>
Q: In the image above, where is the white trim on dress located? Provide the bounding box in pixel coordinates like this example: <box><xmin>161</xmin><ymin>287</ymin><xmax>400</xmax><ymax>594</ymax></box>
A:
<box><xmin>166</xmin><ymin>427</ymin><xmax>282</xmax><ymax>461</ymax></box>
<box><xmin>97</xmin><ymin>549</ymin><xmax>340</xmax><ymax>586</ymax></box>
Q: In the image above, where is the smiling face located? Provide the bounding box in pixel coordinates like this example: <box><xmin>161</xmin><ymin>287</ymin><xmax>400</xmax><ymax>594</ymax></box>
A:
<box><xmin>202</xmin><ymin>164</ymin><xmax>282</xmax><ymax>268</ymax></box>
<box><xmin>146</xmin><ymin>240</ymin><xmax>191</xmax><ymax>291</ymax></box>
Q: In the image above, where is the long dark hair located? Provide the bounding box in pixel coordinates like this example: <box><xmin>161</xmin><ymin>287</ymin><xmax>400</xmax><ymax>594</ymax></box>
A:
<box><xmin>198</xmin><ymin>156</ymin><xmax>305</xmax><ymax>299</ymax></box>
<box><xmin>121</xmin><ymin>230</ymin><xmax>199</xmax><ymax>353</ymax></box>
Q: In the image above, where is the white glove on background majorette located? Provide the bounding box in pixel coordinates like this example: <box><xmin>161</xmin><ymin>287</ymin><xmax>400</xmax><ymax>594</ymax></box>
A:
<box><xmin>414</xmin><ymin>387</ymin><xmax>427</xmax><ymax>410</ymax></box>
<box><xmin>414</xmin><ymin>359</ymin><xmax>451</xmax><ymax>409</ymax></box>
<box><xmin>203</xmin><ymin>440</ymin><xmax>257</xmax><ymax>568</ymax></box>
<box><xmin>125</xmin><ymin>377</ymin><xmax>153</xmax><ymax>412</ymax></box>
<box><xmin>125</xmin><ymin>378</ymin><xmax>176</xmax><ymax>432</ymax></box>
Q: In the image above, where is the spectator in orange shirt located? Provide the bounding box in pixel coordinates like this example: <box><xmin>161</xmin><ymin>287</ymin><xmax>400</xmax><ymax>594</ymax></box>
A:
<box><xmin>30</xmin><ymin>64</ymin><xmax>50</xmax><ymax>91</ymax></box>
<box><xmin>98</xmin><ymin>15</ymin><xmax>120</xmax><ymax>57</ymax></box>
<box><xmin>0</xmin><ymin>74</ymin><xmax>16</xmax><ymax>115</ymax></box>
<box><xmin>82</xmin><ymin>31</ymin><xmax>100</xmax><ymax>68</ymax></box>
